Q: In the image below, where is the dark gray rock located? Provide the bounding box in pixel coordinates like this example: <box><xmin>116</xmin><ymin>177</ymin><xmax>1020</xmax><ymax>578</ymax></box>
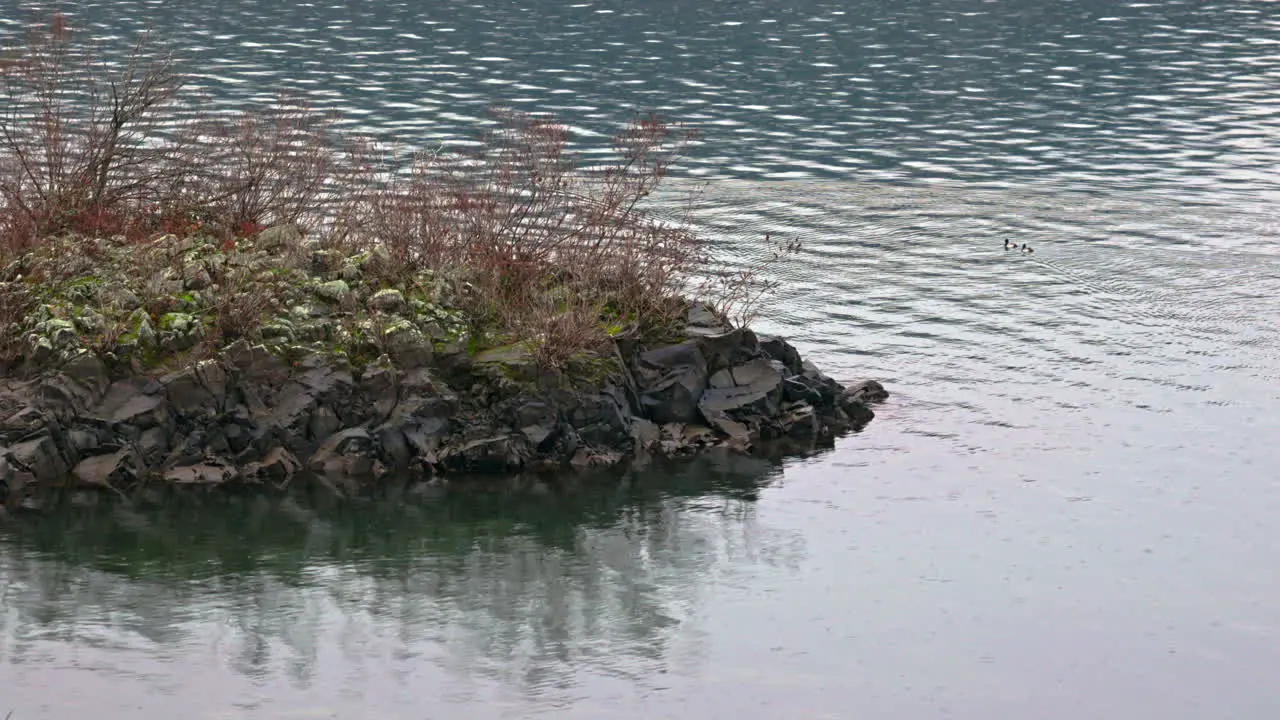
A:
<box><xmin>758</xmin><ymin>335</ymin><xmax>803</xmax><ymax>376</ymax></box>
<box><xmin>307</xmin><ymin>428</ymin><xmax>384</xmax><ymax>488</ymax></box>
<box><xmin>72</xmin><ymin>447</ymin><xmax>145</xmax><ymax>488</ymax></box>
<box><xmin>845</xmin><ymin>379</ymin><xmax>890</xmax><ymax>404</ymax></box>
<box><xmin>0</xmin><ymin>301</ymin><xmax>887</xmax><ymax>494</ymax></box>
<box><xmin>95</xmin><ymin>378</ymin><xmax>169</xmax><ymax>429</ymax></box>
<box><xmin>308</xmin><ymin>405</ymin><xmax>342</xmax><ymax>443</ymax></box>
<box><xmin>629</xmin><ymin>417</ymin><xmax>660</xmax><ymax>452</ymax></box>
<box><xmin>684</xmin><ymin>303</ymin><xmax>733</xmax><ymax>337</ymax></box>
<box><xmin>162</xmin><ymin>366</ymin><xmax>219</xmax><ymax>417</ymax></box>
<box><xmin>634</xmin><ymin>341</ymin><xmax>708</xmax><ymax>424</ymax></box>
<box><xmin>513</xmin><ymin>401</ymin><xmax>557</xmax><ymax>448</ymax></box>
<box><xmin>441</xmin><ymin>434</ymin><xmax>529</xmax><ymax>474</ymax></box>
<box><xmin>138</xmin><ymin>427</ymin><xmax>169</xmax><ymax>466</ymax></box>
<box><xmin>6</xmin><ymin>434</ymin><xmax>70</xmax><ymax>485</ymax></box>
<box><xmin>242</xmin><ymin>446</ymin><xmax>302</xmax><ymax>485</ymax></box>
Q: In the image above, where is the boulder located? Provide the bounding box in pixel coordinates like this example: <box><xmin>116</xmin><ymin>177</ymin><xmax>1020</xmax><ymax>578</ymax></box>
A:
<box><xmin>242</xmin><ymin>446</ymin><xmax>302</xmax><ymax>485</ymax></box>
<box><xmin>314</xmin><ymin>279</ymin><xmax>351</xmax><ymax>304</ymax></box>
<box><xmin>441</xmin><ymin>434</ymin><xmax>529</xmax><ymax>474</ymax></box>
<box><xmin>758</xmin><ymin>335</ymin><xmax>803</xmax><ymax>376</ymax></box>
<box><xmin>254</xmin><ymin>223</ymin><xmax>303</xmax><ymax>252</ymax></box>
<box><xmin>94</xmin><ymin>378</ymin><xmax>169</xmax><ymax>429</ymax></box>
<box><xmin>72</xmin><ymin>447</ymin><xmax>145</xmax><ymax>488</ymax></box>
<box><xmin>633</xmin><ymin>341</ymin><xmax>708</xmax><ymax>424</ymax></box>
<box><xmin>369</xmin><ymin>288</ymin><xmax>406</xmax><ymax>313</ymax></box>
<box><xmin>5</xmin><ymin>434</ymin><xmax>69</xmax><ymax>484</ymax></box>
<box><xmin>307</xmin><ymin>428</ymin><xmax>383</xmax><ymax>489</ymax></box>
<box><xmin>845</xmin><ymin>379</ymin><xmax>890</xmax><ymax>404</ymax></box>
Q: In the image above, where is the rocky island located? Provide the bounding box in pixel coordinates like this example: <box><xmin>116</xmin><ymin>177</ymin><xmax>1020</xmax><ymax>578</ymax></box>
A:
<box><xmin>0</xmin><ymin>15</ymin><xmax>886</xmax><ymax>504</ymax></box>
<box><xmin>0</xmin><ymin>228</ymin><xmax>886</xmax><ymax>501</ymax></box>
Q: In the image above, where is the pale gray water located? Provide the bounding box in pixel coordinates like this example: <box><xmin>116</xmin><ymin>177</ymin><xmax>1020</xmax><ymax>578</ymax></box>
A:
<box><xmin>2</xmin><ymin>0</ymin><xmax>1280</xmax><ymax>718</ymax></box>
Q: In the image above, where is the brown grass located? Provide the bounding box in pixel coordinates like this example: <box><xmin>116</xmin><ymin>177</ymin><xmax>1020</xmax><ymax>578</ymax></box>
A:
<box><xmin>0</xmin><ymin>13</ymin><xmax>797</xmax><ymax>368</ymax></box>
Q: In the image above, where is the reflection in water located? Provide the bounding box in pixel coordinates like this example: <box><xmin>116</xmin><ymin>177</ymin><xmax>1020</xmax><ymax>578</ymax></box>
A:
<box><xmin>1</xmin><ymin>0</ymin><xmax>1280</xmax><ymax>716</ymax></box>
<box><xmin>0</xmin><ymin>454</ymin><xmax>794</xmax><ymax>712</ymax></box>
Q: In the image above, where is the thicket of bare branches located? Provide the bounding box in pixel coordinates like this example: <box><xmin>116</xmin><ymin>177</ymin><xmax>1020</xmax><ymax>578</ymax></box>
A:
<box><xmin>0</xmin><ymin>13</ymin><xmax>796</xmax><ymax>367</ymax></box>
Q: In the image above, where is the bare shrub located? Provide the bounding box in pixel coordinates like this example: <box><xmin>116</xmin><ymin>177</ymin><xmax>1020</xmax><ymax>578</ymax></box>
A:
<box><xmin>698</xmin><ymin>232</ymin><xmax>804</xmax><ymax>328</ymax></box>
<box><xmin>182</xmin><ymin>97</ymin><xmax>342</xmax><ymax>241</ymax></box>
<box><xmin>0</xmin><ymin>12</ymin><xmax>182</xmax><ymax>253</ymax></box>
<box><xmin>0</xmin><ymin>14</ymin><xmax>801</xmax><ymax>370</ymax></box>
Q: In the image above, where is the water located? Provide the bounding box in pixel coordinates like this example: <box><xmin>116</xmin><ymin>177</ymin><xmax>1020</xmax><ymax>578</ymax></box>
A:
<box><xmin>3</xmin><ymin>0</ymin><xmax>1280</xmax><ymax>717</ymax></box>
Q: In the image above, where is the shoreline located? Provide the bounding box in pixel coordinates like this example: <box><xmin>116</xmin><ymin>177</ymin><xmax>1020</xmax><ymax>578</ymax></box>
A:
<box><xmin>0</xmin><ymin>230</ymin><xmax>886</xmax><ymax>503</ymax></box>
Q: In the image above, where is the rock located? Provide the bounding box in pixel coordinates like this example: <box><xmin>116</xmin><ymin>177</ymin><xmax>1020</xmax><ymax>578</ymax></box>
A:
<box><xmin>474</xmin><ymin>343</ymin><xmax>537</xmax><ymax>382</ymax></box>
<box><xmin>699</xmin><ymin>377</ymin><xmax>782</xmax><ymax>418</ymax></box>
<box><xmin>759</xmin><ymin>335</ymin><xmax>803</xmax><ymax>376</ymax></box>
<box><xmin>121</xmin><ymin>308</ymin><xmax>157</xmax><ymax>350</ymax></box>
<box><xmin>381</xmin><ymin>319</ymin><xmax>432</xmax><ymax>369</ymax></box>
<box><xmin>161</xmin><ymin>366</ymin><xmax>218</xmax><ymax>417</ymax></box>
<box><xmin>568</xmin><ymin>385</ymin><xmax>632</xmax><ymax>448</ymax></box>
<box><xmin>255</xmin><ymin>223</ymin><xmax>303</xmax><ymax>251</ymax></box>
<box><xmin>308</xmin><ymin>405</ymin><xmax>341</xmax><ymax>443</ymax></box>
<box><xmin>569</xmin><ymin>447</ymin><xmax>623</xmax><ymax>470</ymax></box>
<box><xmin>314</xmin><ymin>279</ymin><xmax>352</xmax><ymax>304</ymax></box>
<box><xmin>94</xmin><ymin>378</ymin><xmax>169</xmax><ymax>429</ymax></box>
<box><xmin>845</xmin><ymin>379</ymin><xmax>889</xmax><ymax>404</ymax></box>
<box><xmin>71</xmin><ymin>308</ymin><xmax>106</xmax><ymax>335</ymax></box>
<box><xmin>369</xmin><ymin>288</ymin><xmax>406</xmax><ymax>313</ymax></box>
<box><xmin>838</xmin><ymin>397</ymin><xmax>875</xmax><ymax>426</ymax></box>
<box><xmin>61</xmin><ymin>350</ymin><xmax>109</xmax><ymax>401</ymax></box>
<box><xmin>5</xmin><ymin>434</ymin><xmax>69</xmax><ymax>484</ymax></box>
<box><xmin>35</xmin><ymin>318</ymin><xmax>78</xmax><ymax>350</ymax></box>
<box><xmin>696</xmin><ymin>327</ymin><xmax>757</xmax><ymax>374</ymax></box>
<box><xmin>164</xmin><ymin>461</ymin><xmax>237</xmax><ymax>485</ymax></box>
<box><xmin>71</xmin><ymin>447</ymin><xmax>145</xmax><ymax>488</ymax></box>
<box><xmin>629</xmin><ymin>417</ymin><xmax>660</xmax><ymax>452</ymax></box>
<box><xmin>307</xmin><ymin>427</ymin><xmax>382</xmax><ymax>490</ymax></box>
<box><xmin>0</xmin><ymin>405</ymin><xmax>48</xmax><ymax>438</ymax></box>
<box><xmin>358</xmin><ymin>358</ymin><xmax>399</xmax><ymax>422</ymax></box>
<box><xmin>183</xmin><ymin>264</ymin><xmax>212</xmax><ymax>291</ymax></box>
<box><xmin>242</xmin><ymin>446</ymin><xmax>302</xmax><ymax>484</ymax></box>
<box><xmin>634</xmin><ymin>341</ymin><xmax>708</xmax><ymax>424</ymax></box>
<box><xmin>222</xmin><ymin>340</ymin><xmax>289</xmax><ymax>385</ymax></box>
<box><xmin>777</xmin><ymin>401</ymin><xmax>820</xmax><ymax>437</ymax></box>
<box><xmin>685</xmin><ymin>303</ymin><xmax>733</xmax><ymax>337</ymax></box>
<box><xmin>138</xmin><ymin>426</ymin><xmax>169</xmax><ymax>465</ymax></box>
<box><xmin>67</xmin><ymin>429</ymin><xmax>102</xmax><ymax>454</ymax></box>
<box><xmin>513</xmin><ymin>401</ymin><xmax>557</xmax><ymax>447</ymax></box>
<box><xmin>259</xmin><ymin>319</ymin><xmax>296</xmax><ymax>344</ymax></box>
<box><xmin>442</xmin><ymin>434</ymin><xmax>528</xmax><ymax>473</ymax></box>
<box><xmin>38</xmin><ymin>370</ymin><xmax>105</xmax><ymax>415</ymax></box>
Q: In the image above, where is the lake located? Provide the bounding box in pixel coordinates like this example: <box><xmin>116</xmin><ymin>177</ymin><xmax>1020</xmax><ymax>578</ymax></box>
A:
<box><xmin>2</xmin><ymin>0</ymin><xmax>1280</xmax><ymax>717</ymax></box>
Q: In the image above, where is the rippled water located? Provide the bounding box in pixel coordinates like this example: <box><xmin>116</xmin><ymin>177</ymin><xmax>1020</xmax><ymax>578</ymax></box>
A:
<box><xmin>3</xmin><ymin>0</ymin><xmax>1280</xmax><ymax>717</ymax></box>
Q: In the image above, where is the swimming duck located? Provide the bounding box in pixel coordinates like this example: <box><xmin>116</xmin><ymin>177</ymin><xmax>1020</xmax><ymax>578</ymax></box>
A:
<box><xmin>1004</xmin><ymin>238</ymin><xmax>1015</xmax><ymax>250</ymax></box>
<box><xmin>1021</xmin><ymin>243</ymin><xmax>1033</xmax><ymax>253</ymax></box>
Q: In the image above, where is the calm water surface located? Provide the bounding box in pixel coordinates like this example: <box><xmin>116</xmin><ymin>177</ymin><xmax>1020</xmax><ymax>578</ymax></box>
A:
<box><xmin>2</xmin><ymin>0</ymin><xmax>1280</xmax><ymax>717</ymax></box>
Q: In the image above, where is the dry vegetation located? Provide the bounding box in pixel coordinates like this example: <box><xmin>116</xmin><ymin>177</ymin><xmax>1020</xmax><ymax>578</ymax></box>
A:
<box><xmin>0</xmin><ymin>13</ymin><xmax>794</xmax><ymax>369</ymax></box>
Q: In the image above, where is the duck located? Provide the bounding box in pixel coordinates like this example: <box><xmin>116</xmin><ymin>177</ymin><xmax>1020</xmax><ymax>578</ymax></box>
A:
<box><xmin>1021</xmin><ymin>243</ymin><xmax>1033</xmax><ymax>253</ymax></box>
<box><xmin>1004</xmin><ymin>238</ymin><xmax>1016</xmax><ymax>250</ymax></box>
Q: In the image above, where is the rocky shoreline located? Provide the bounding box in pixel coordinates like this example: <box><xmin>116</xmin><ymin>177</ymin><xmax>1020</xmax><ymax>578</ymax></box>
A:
<box><xmin>0</xmin><ymin>232</ymin><xmax>886</xmax><ymax>503</ymax></box>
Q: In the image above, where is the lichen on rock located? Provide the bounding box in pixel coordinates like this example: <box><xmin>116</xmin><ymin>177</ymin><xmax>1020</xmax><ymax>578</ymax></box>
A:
<box><xmin>0</xmin><ymin>231</ymin><xmax>888</xmax><ymax>503</ymax></box>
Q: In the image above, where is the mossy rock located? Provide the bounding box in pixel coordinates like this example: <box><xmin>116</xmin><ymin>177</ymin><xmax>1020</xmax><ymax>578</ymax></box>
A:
<box><xmin>120</xmin><ymin>308</ymin><xmax>157</xmax><ymax>349</ymax></box>
<box><xmin>314</xmin><ymin>279</ymin><xmax>351</xmax><ymax>304</ymax></box>
<box><xmin>369</xmin><ymin>288</ymin><xmax>406</xmax><ymax>313</ymax></box>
